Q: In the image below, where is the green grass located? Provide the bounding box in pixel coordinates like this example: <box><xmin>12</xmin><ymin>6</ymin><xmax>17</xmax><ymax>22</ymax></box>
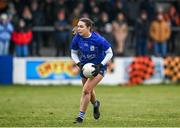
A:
<box><xmin>0</xmin><ymin>84</ymin><xmax>180</xmax><ymax>127</ymax></box>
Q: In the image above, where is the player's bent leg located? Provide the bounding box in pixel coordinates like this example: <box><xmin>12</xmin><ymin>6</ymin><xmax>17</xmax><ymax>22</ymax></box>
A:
<box><xmin>80</xmin><ymin>75</ymin><xmax>102</xmax><ymax>112</ymax></box>
<box><xmin>91</xmin><ymin>90</ymin><xmax>96</xmax><ymax>103</ymax></box>
<box><xmin>90</xmin><ymin>90</ymin><xmax>100</xmax><ymax>119</ymax></box>
<box><xmin>82</xmin><ymin>77</ymin><xmax>97</xmax><ymax>104</ymax></box>
<box><xmin>74</xmin><ymin>80</ymin><xmax>93</xmax><ymax>123</ymax></box>
<box><xmin>74</xmin><ymin>74</ymin><xmax>103</xmax><ymax>123</ymax></box>
<box><xmin>74</xmin><ymin>89</ymin><xmax>90</xmax><ymax>123</ymax></box>
<box><xmin>80</xmin><ymin>83</ymin><xmax>93</xmax><ymax>112</ymax></box>
<box><xmin>84</xmin><ymin>78</ymin><xmax>101</xmax><ymax>120</ymax></box>
<box><xmin>90</xmin><ymin>74</ymin><xmax>103</xmax><ymax>120</ymax></box>
<box><xmin>80</xmin><ymin>78</ymin><xmax>87</xmax><ymax>107</ymax></box>
<box><xmin>85</xmin><ymin>74</ymin><xmax>102</xmax><ymax>119</ymax></box>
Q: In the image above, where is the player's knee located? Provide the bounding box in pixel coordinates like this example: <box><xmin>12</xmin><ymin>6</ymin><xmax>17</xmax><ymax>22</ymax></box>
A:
<box><xmin>83</xmin><ymin>88</ymin><xmax>91</xmax><ymax>95</ymax></box>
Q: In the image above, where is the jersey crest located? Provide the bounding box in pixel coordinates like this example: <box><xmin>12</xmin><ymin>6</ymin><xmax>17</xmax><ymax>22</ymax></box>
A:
<box><xmin>90</xmin><ymin>45</ymin><xmax>95</xmax><ymax>51</ymax></box>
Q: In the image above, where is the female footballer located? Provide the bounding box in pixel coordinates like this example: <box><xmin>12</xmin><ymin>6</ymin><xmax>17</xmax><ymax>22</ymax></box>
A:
<box><xmin>70</xmin><ymin>17</ymin><xmax>113</xmax><ymax>123</ymax></box>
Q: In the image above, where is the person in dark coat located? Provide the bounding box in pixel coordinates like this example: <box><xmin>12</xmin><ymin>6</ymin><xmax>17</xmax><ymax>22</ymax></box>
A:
<box><xmin>134</xmin><ymin>10</ymin><xmax>149</xmax><ymax>56</ymax></box>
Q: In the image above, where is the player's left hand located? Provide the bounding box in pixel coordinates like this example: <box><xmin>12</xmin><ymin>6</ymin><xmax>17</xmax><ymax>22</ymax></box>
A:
<box><xmin>92</xmin><ymin>64</ymin><xmax>103</xmax><ymax>77</ymax></box>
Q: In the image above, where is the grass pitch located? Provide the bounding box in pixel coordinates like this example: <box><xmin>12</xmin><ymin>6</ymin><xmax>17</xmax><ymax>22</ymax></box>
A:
<box><xmin>0</xmin><ymin>84</ymin><xmax>180</xmax><ymax>127</ymax></box>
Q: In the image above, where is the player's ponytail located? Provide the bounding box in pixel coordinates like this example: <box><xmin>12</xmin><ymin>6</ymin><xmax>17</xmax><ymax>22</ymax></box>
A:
<box><xmin>72</xmin><ymin>26</ymin><xmax>77</xmax><ymax>35</ymax></box>
<box><xmin>79</xmin><ymin>17</ymin><xmax>94</xmax><ymax>32</ymax></box>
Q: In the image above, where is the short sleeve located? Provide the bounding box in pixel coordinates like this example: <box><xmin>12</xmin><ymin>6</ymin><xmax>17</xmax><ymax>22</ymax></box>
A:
<box><xmin>70</xmin><ymin>35</ymin><xmax>79</xmax><ymax>50</ymax></box>
<box><xmin>99</xmin><ymin>37</ymin><xmax>111</xmax><ymax>51</ymax></box>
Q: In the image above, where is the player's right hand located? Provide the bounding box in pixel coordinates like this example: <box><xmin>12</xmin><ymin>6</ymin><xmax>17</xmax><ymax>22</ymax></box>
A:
<box><xmin>77</xmin><ymin>62</ymin><xmax>83</xmax><ymax>70</ymax></box>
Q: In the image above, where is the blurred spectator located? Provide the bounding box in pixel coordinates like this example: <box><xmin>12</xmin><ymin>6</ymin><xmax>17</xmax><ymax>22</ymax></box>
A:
<box><xmin>12</xmin><ymin>0</ymin><xmax>30</xmax><ymax>17</ymax></box>
<box><xmin>54</xmin><ymin>9</ymin><xmax>70</xmax><ymax>56</ymax></box>
<box><xmin>90</xmin><ymin>5</ymin><xmax>100</xmax><ymax>30</ymax></box>
<box><xmin>126</xmin><ymin>0</ymin><xmax>141</xmax><ymax>50</ymax></box>
<box><xmin>30</xmin><ymin>0</ymin><xmax>45</xmax><ymax>56</ymax></box>
<box><xmin>84</xmin><ymin>0</ymin><xmax>96</xmax><ymax>15</ymax></box>
<box><xmin>98</xmin><ymin>0</ymin><xmax>113</xmax><ymax>18</ymax></box>
<box><xmin>164</xmin><ymin>4</ymin><xmax>180</xmax><ymax>54</ymax></box>
<box><xmin>112</xmin><ymin>12</ymin><xmax>128</xmax><ymax>56</ymax></box>
<box><xmin>0</xmin><ymin>0</ymin><xmax>8</xmax><ymax>13</ymax></box>
<box><xmin>41</xmin><ymin>0</ymin><xmax>55</xmax><ymax>47</ymax></box>
<box><xmin>21</xmin><ymin>6</ymin><xmax>34</xmax><ymax>56</ymax></box>
<box><xmin>0</xmin><ymin>13</ymin><xmax>14</xmax><ymax>55</ymax></box>
<box><xmin>55</xmin><ymin>0</ymin><xmax>66</xmax><ymax>11</ymax></box>
<box><xmin>1</xmin><ymin>0</ymin><xmax>178</xmax><ymax>57</ymax></box>
<box><xmin>134</xmin><ymin>10</ymin><xmax>149</xmax><ymax>56</ymax></box>
<box><xmin>43</xmin><ymin>0</ymin><xmax>54</xmax><ymax>26</ymax></box>
<box><xmin>126</xmin><ymin>0</ymin><xmax>141</xmax><ymax>26</ymax></box>
<box><xmin>7</xmin><ymin>2</ymin><xmax>19</xmax><ymax>26</ymax></box>
<box><xmin>150</xmin><ymin>12</ymin><xmax>171</xmax><ymax>57</ymax></box>
<box><xmin>54</xmin><ymin>0</ymin><xmax>69</xmax><ymax>16</ymax></box>
<box><xmin>21</xmin><ymin>6</ymin><xmax>32</xmax><ymax>28</ymax></box>
<box><xmin>12</xmin><ymin>19</ymin><xmax>32</xmax><ymax>57</ymax></box>
<box><xmin>7</xmin><ymin>2</ymin><xmax>19</xmax><ymax>55</ymax></box>
<box><xmin>166</xmin><ymin>4</ymin><xmax>180</xmax><ymax>26</ymax></box>
<box><xmin>111</xmin><ymin>0</ymin><xmax>127</xmax><ymax>22</ymax></box>
<box><xmin>97</xmin><ymin>12</ymin><xmax>114</xmax><ymax>49</ymax></box>
<box><xmin>81</xmin><ymin>12</ymin><xmax>90</xmax><ymax>19</ymax></box>
<box><xmin>140</xmin><ymin>0</ymin><xmax>156</xmax><ymax>22</ymax></box>
<box><xmin>69</xmin><ymin>6</ymin><xmax>82</xmax><ymax>28</ymax></box>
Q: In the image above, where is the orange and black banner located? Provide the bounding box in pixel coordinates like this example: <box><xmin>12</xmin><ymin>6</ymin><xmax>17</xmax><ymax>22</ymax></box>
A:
<box><xmin>164</xmin><ymin>56</ymin><xmax>180</xmax><ymax>82</ymax></box>
<box><xmin>127</xmin><ymin>56</ymin><xmax>155</xmax><ymax>85</ymax></box>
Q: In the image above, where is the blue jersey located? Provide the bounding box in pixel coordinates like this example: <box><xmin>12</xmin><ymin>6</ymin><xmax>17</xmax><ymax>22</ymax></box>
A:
<box><xmin>70</xmin><ymin>32</ymin><xmax>111</xmax><ymax>65</ymax></box>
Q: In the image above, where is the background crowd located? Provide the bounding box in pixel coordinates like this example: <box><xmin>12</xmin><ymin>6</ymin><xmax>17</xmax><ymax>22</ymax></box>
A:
<box><xmin>0</xmin><ymin>0</ymin><xmax>179</xmax><ymax>57</ymax></box>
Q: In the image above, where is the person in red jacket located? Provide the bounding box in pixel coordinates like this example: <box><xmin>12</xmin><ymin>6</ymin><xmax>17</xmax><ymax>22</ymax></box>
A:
<box><xmin>12</xmin><ymin>18</ymin><xmax>32</xmax><ymax>57</ymax></box>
